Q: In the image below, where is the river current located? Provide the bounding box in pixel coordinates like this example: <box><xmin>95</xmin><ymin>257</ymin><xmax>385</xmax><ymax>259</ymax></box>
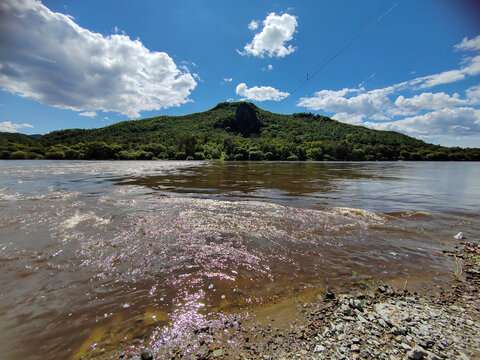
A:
<box><xmin>0</xmin><ymin>160</ymin><xmax>479</xmax><ymax>359</ymax></box>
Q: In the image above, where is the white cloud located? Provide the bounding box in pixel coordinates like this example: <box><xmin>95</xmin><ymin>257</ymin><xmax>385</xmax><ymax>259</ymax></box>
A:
<box><xmin>394</xmin><ymin>92</ymin><xmax>467</xmax><ymax>113</ymax></box>
<box><xmin>332</xmin><ymin>113</ymin><xmax>365</xmax><ymax>125</ymax></box>
<box><xmin>298</xmin><ymin>85</ymin><xmax>478</xmax><ymax>124</ymax></box>
<box><xmin>296</xmin><ymin>35</ymin><xmax>480</xmax><ymax>145</ymax></box>
<box><xmin>466</xmin><ymin>85</ymin><xmax>480</xmax><ymax>104</ymax></box>
<box><xmin>235</xmin><ymin>83</ymin><xmax>289</xmax><ymax>101</ymax></box>
<box><xmin>365</xmin><ymin>108</ymin><xmax>480</xmax><ymax>137</ymax></box>
<box><xmin>223</xmin><ymin>78</ymin><xmax>233</xmax><ymax>82</ymax></box>
<box><xmin>298</xmin><ymin>35</ymin><xmax>480</xmax><ymax>122</ymax></box>
<box><xmin>0</xmin><ymin>121</ymin><xmax>34</xmax><ymax>133</ymax></box>
<box><xmin>417</xmin><ymin>70</ymin><xmax>466</xmax><ymax>89</ymax></box>
<box><xmin>268</xmin><ymin>64</ymin><xmax>273</xmax><ymax>71</ymax></box>
<box><xmin>298</xmin><ymin>87</ymin><xmax>393</xmax><ymax>120</ymax></box>
<box><xmin>79</xmin><ymin>111</ymin><xmax>97</xmax><ymax>118</ymax></box>
<box><xmin>0</xmin><ymin>0</ymin><xmax>197</xmax><ymax>119</ymax></box>
<box><xmin>248</xmin><ymin>20</ymin><xmax>258</xmax><ymax>31</ymax></box>
<box><xmin>415</xmin><ymin>55</ymin><xmax>480</xmax><ymax>89</ymax></box>
<box><xmin>455</xmin><ymin>35</ymin><xmax>480</xmax><ymax>52</ymax></box>
<box><xmin>241</xmin><ymin>12</ymin><xmax>297</xmax><ymax>58</ymax></box>
<box><xmin>463</xmin><ymin>55</ymin><xmax>480</xmax><ymax>76</ymax></box>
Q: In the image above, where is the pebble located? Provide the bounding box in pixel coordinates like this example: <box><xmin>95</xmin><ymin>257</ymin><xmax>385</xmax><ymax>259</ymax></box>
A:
<box><xmin>140</xmin><ymin>350</ymin><xmax>153</xmax><ymax>360</ymax></box>
<box><xmin>350</xmin><ymin>344</ymin><xmax>360</xmax><ymax>353</ymax></box>
<box><xmin>212</xmin><ymin>349</ymin><xmax>224</xmax><ymax>358</ymax></box>
<box><xmin>407</xmin><ymin>346</ymin><xmax>427</xmax><ymax>359</ymax></box>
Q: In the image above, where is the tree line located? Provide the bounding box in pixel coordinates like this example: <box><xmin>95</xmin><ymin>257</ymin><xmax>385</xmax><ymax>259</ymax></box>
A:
<box><xmin>1</xmin><ymin>102</ymin><xmax>479</xmax><ymax>161</ymax></box>
<box><xmin>2</xmin><ymin>135</ymin><xmax>479</xmax><ymax>161</ymax></box>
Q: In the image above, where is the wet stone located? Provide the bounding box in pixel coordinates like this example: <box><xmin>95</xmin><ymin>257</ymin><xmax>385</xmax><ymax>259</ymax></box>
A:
<box><xmin>140</xmin><ymin>350</ymin><xmax>153</xmax><ymax>360</ymax></box>
<box><xmin>325</xmin><ymin>290</ymin><xmax>335</xmax><ymax>300</ymax></box>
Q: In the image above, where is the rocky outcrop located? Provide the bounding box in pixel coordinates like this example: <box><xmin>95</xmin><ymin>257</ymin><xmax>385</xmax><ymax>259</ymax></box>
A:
<box><xmin>215</xmin><ymin>102</ymin><xmax>262</xmax><ymax>137</ymax></box>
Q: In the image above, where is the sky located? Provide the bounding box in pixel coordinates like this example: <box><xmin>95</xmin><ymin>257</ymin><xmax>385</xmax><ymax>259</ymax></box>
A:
<box><xmin>0</xmin><ymin>0</ymin><xmax>480</xmax><ymax>147</ymax></box>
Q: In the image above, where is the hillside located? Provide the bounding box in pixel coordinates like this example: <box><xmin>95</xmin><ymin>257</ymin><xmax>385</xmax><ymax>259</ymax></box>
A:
<box><xmin>1</xmin><ymin>102</ymin><xmax>479</xmax><ymax>161</ymax></box>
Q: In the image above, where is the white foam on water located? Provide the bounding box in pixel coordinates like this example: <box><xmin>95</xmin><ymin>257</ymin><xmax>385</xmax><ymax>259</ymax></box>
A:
<box><xmin>0</xmin><ymin>192</ymin><xmax>22</xmax><ymax>201</ymax></box>
<box><xmin>331</xmin><ymin>207</ymin><xmax>387</xmax><ymax>223</ymax></box>
<box><xmin>62</xmin><ymin>211</ymin><xmax>113</xmax><ymax>229</ymax></box>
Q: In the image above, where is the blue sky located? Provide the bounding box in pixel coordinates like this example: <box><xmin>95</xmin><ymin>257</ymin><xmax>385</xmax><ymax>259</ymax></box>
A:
<box><xmin>0</xmin><ymin>0</ymin><xmax>479</xmax><ymax>147</ymax></box>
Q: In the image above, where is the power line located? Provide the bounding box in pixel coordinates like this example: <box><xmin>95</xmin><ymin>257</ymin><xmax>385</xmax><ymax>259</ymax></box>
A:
<box><xmin>279</xmin><ymin>0</ymin><xmax>404</xmax><ymax>104</ymax></box>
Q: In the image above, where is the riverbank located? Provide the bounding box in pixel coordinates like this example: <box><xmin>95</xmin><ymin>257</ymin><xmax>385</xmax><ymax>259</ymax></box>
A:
<box><xmin>104</xmin><ymin>242</ymin><xmax>480</xmax><ymax>360</ymax></box>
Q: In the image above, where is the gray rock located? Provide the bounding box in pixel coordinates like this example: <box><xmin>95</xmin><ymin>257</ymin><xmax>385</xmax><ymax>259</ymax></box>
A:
<box><xmin>351</xmin><ymin>344</ymin><xmax>360</xmax><ymax>353</ymax></box>
<box><xmin>391</xmin><ymin>326</ymin><xmax>407</xmax><ymax>336</ymax></box>
<box><xmin>378</xmin><ymin>318</ymin><xmax>389</xmax><ymax>328</ymax></box>
<box><xmin>426</xmin><ymin>351</ymin><xmax>441</xmax><ymax>360</ymax></box>
<box><xmin>340</xmin><ymin>304</ymin><xmax>354</xmax><ymax>317</ymax></box>
<box><xmin>357</xmin><ymin>314</ymin><xmax>368</xmax><ymax>323</ymax></box>
<box><xmin>407</xmin><ymin>346</ymin><xmax>427</xmax><ymax>360</ymax></box>
<box><xmin>314</xmin><ymin>344</ymin><xmax>326</xmax><ymax>352</ymax></box>
<box><xmin>212</xmin><ymin>348</ymin><xmax>224</xmax><ymax>358</ymax></box>
<box><xmin>351</xmin><ymin>337</ymin><xmax>360</xmax><ymax>344</ymax></box>
<box><xmin>418</xmin><ymin>338</ymin><xmax>435</xmax><ymax>349</ymax></box>
<box><xmin>349</xmin><ymin>298</ymin><xmax>363</xmax><ymax>312</ymax></box>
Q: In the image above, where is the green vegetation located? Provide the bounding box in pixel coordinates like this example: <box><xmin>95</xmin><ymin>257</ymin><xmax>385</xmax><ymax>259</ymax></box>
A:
<box><xmin>1</xmin><ymin>102</ymin><xmax>479</xmax><ymax>161</ymax></box>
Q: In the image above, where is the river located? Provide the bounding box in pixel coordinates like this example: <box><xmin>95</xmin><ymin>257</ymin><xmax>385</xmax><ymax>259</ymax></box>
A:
<box><xmin>0</xmin><ymin>160</ymin><xmax>479</xmax><ymax>359</ymax></box>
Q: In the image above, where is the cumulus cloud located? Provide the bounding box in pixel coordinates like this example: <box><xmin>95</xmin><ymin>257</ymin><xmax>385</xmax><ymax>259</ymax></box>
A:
<box><xmin>241</xmin><ymin>12</ymin><xmax>297</xmax><ymax>58</ymax></box>
<box><xmin>394</xmin><ymin>92</ymin><xmax>467</xmax><ymax>113</ymax></box>
<box><xmin>268</xmin><ymin>64</ymin><xmax>273</xmax><ymax>71</ymax></box>
<box><xmin>0</xmin><ymin>0</ymin><xmax>197</xmax><ymax>118</ymax></box>
<box><xmin>331</xmin><ymin>113</ymin><xmax>365</xmax><ymax>125</ymax></box>
<box><xmin>365</xmin><ymin>108</ymin><xmax>480</xmax><ymax>137</ymax></box>
<box><xmin>248</xmin><ymin>20</ymin><xmax>258</xmax><ymax>31</ymax></box>
<box><xmin>455</xmin><ymin>35</ymin><xmax>480</xmax><ymax>52</ymax></box>
<box><xmin>223</xmin><ymin>78</ymin><xmax>233</xmax><ymax>82</ymax></box>
<box><xmin>298</xmin><ymin>35</ymin><xmax>480</xmax><ymax>132</ymax></box>
<box><xmin>235</xmin><ymin>83</ymin><xmax>289</xmax><ymax>101</ymax></box>
<box><xmin>79</xmin><ymin>111</ymin><xmax>97</xmax><ymax>118</ymax></box>
<box><xmin>0</xmin><ymin>121</ymin><xmax>34</xmax><ymax>133</ymax></box>
<box><xmin>298</xmin><ymin>87</ymin><xmax>394</xmax><ymax>121</ymax></box>
<box><xmin>466</xmin><ymin>85</ymin><xmax>480</xmax><ymax>104</ymax></box>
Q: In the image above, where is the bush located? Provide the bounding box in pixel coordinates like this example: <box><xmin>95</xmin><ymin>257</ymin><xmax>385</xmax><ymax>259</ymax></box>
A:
<box><xmin>249</xmin><ymin>150</ymin><xmax>264</xmax><ymax>161</ymax></box>
<box><xmin>10</xmin><ymin>150</ymin><xmax>29</xmax><ymax>159</ymax></box>
<box><xmin>175</xmin><ymin>152</ymin><xmax>187</xmax><ymax>160</ymax></box>
<box><xmin>45</xmin><ymin>146</ymin><xmax>66</xmax><ymax>159</ymax></box>
<box><xmin>193</xmin><ymin>152</ymin><xmax>205</xmax><ymax>160</ymax></box>
<box><xmin>307</xmin><ymin>148</ymin><xmax>323</xmax><ymax>161</ymax></box>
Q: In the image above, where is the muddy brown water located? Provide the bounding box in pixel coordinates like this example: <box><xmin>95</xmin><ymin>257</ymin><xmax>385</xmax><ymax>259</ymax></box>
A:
<box><xmin>0</xmin><ymin>160</ymin><xmax>479</xmax><ymax>359</ymax></box>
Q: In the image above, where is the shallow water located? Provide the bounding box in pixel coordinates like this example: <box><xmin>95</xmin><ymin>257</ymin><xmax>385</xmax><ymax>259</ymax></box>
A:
<box><xmin>0</xmin><ymin>160</ymin><xmax>479</xmax><ymax>359</ymax></box>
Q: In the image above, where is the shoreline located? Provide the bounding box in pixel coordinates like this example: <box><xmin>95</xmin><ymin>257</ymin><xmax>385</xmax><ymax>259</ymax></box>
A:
<box><xmin>79</xmin><ymin>242</ymin><xmax>480</xmax><ymax>360</ymax></box>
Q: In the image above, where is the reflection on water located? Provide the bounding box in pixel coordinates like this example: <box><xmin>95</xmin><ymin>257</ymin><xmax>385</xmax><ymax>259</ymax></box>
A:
<box><xmin>0</xmin><ymin>160</ymin><xmax>479</xmax><ymax>359</ymax></box>
<box><xmin>112</xmin><ymin>161</ymin><xmax>480</xmax><ymax>214</ymax></box>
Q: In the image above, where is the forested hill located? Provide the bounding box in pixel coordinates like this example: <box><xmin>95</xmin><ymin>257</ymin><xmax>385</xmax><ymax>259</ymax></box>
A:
<box><xmin>1</xmin><ymin>102</ymin><xmax>479</xmax><ymax>161</ymax></box>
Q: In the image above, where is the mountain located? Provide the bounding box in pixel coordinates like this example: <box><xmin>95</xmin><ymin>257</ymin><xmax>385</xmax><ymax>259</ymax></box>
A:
<box><xmin>1</xmin><ymin>102</ymin><xmax>479</xmax><ymax>161</ymax></box>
